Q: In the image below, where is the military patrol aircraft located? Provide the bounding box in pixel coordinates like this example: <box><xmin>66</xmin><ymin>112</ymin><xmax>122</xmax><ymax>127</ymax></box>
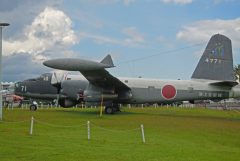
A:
<box><xmin>15</xmin><ymin>34</ymin><xmax>240</xmax><ymax>113</ymax></box>
<box><xmin>41</xmin><ymin>34</ymin><xmax>240</xmax><ymax>114</ymax></box>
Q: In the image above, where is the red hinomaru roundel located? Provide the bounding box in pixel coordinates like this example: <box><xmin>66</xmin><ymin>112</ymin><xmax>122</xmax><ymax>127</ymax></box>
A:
<box><xmin>161</xmin><ymin>85</ymin><xmax>177</xmax><ymax>100</ymax></box>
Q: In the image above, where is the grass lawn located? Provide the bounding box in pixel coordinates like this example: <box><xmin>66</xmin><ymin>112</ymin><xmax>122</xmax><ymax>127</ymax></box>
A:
<box><xmin>0</xmin><ymin>107</ymin><xmax>240</xmax><ymax>161</ymax></box>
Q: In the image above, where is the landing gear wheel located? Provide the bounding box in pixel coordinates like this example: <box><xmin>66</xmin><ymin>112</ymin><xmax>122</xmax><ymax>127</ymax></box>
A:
<box><xmin>105</xmin><ymin>106</ymin><xmax>114</xmax><ymax>114</ymax></box>
<box><xmin>113</xmin><ymin>104</ymin><xmax>120</xmax><ymax>112</ymax></box>
<box><xmin>30</xmin><ymin>105</ymin><xmax>37</xmax><ymax>111</ymax></box>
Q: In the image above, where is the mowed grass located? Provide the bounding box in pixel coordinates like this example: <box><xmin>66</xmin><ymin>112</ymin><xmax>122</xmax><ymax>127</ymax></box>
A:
<box><xmin>0</xmin><ymin>107</ymin><xmax>240</xmax><ymax>161</ymax></box>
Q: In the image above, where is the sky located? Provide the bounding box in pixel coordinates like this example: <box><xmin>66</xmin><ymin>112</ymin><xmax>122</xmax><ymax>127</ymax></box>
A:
<box><xmin>1</xmin><ymin>0</ymin><xmax>240</xmax><ymax>82</ymax></box>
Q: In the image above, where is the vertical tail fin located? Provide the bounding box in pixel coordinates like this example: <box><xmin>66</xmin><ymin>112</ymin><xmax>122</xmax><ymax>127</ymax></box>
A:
<box><xmin>191</xmin><ymin>34</ymin><xmax>234</xmax><ymax>81</ymax></box>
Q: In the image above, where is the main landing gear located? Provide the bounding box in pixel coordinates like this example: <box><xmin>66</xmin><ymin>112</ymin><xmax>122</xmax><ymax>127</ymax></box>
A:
<box><xmin>104</xmin><ymin>104</ymin><xmax>120</xmax><ymax>114</ymax></box>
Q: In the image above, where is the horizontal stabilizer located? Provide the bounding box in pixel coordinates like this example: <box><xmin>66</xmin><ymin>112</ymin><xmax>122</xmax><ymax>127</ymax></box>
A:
<box><xmin>210</xmin><ymin>81</ymin><xmax>238</xmax><ymax>87</ymax></box>
<box><xmin>100</xmin><ymin>54</ymin><xmax>114</xmax><ymax>67</ymax></box>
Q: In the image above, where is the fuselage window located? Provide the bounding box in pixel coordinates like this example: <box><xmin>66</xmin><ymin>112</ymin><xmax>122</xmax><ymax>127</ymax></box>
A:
<box><xmin>188</xmin><ymin>87</ymin><xmax>194</xmax><ymax>93</ymax></box>
<box><xmin>43</xmin><ymin>76</ymin><xmax>48</xmax><ymax>81</ymax></box>
<box><xmin>148</xmin><ymin>86</ymin><xmax>155</xmax><ymax>90</ymax></box>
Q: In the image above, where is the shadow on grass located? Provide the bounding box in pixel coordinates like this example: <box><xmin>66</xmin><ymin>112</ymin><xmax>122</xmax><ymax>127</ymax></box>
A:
<box><xmin>47</xmin><ymin>107</ymin><xmax>240</xmax><ymax>121</ymax></box>
<box><xmin>54</xmin><ymin>108</ymin><xmax>140</xmax><ymax>117</ymax></box>
<box><xmin>55</xmin><ymin>109</ymin><xmax>99</xmax><ymax>116</ymax></box>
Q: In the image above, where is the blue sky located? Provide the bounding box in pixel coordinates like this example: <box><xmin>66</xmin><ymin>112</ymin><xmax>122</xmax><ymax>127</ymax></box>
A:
<box><xmin>1</xmin><ymin>0</ymin><xmax>240</xmax><ymax>81</ymax></box>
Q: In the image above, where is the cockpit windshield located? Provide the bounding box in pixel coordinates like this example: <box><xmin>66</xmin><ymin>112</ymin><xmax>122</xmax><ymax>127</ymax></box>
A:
<box><xmin>8</xmin><ymin>84</ymin><xmax>15</xmax><ymax>93</ymax></box>
<box><xmin>40</xmin><ymin>73</ymin><xmax>51</xmax><ymax>81</ymax></box>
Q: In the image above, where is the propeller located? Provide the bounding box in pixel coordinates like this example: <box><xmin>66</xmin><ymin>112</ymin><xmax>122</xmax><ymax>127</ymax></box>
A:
<box><xmin>51</xmin><ymin>72</ymin><xmax>67</xmax><ymax>106</ymax></box>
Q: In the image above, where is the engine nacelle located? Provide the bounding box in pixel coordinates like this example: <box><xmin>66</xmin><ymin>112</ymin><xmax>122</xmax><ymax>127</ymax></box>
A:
<box><xmin>84</xmin><ymin>90</ymin><xmax>117</xmax><ymax>102</ymax></box>
<box><xmin>83</xmin><ymin>83</ymin><xmax>118</xmax><ymax>107</ymax></box>
<box><xmin>59</xmin><ymin>98</ymin><xmax>77</xmax><ymax>108</ymax></box>
<box><xmin>60</xmin><ymin>80</ymin><xmax>88</xmax><ymax>102</ymax></box>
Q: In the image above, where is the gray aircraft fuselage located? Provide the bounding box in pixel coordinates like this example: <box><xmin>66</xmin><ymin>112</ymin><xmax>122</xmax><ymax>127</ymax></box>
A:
<box><xmin>123</xmin><ymin>78</ymin><xmax>240</xmax><ymax>104</ymax></box>
<box><xmin>15</xmin><ymin>74</ymin><xmax>240</xmax><ymax>105</ymax></box>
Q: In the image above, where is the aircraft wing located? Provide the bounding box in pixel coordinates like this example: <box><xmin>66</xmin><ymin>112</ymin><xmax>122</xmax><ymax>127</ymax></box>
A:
<box><xmin>43</xmin><ymin>55</ymin><xmax>130</xmax><ymax>91</ymax></box>
<box><xmin>81</xmin><ymin>69</ymin><xmax>130</xmax><ymax>91</ymax></box>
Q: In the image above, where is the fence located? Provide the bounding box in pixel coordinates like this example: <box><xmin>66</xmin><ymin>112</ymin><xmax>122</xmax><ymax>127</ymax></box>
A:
<box><xmin>4</xmin><ymin>101</ymin><xmax>240</xmax><ymax>111</ymax></box>
<box><xmin>0</xmin><ymin>117</ymin><xmax>146</xmax><ymax>144</ymax></box>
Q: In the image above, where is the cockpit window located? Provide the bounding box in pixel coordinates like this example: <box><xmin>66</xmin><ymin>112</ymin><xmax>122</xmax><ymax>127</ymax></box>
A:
<box><xmin>8</xmin><ymin>84</ymin><xmax>15</xmax><ymax>92</ymax></box>
<box><xmin>39</xmin><ymin>75</ymin><xmax>44</xmax><ymax>80</ymax></box>
<box><xmin>39</xmin><ymin>73</ymin><xmax>50</xmax><ymax>81</ymax></box>
<box><xmin>15</xmin><ymin>82</ymin><xmax>19</xmax><ymax>87</ymax></box>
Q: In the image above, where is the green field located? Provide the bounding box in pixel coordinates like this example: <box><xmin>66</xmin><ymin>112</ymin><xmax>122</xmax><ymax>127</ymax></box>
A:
<box><xmin>0</xmin><ymin>107</ymin><xmax>240</xmax><ymax>161</ymax></box>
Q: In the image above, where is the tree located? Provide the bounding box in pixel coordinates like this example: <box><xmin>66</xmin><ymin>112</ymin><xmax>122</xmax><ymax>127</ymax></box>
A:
<box><xmin>234</xmin><ymin>65</ymin><xmax>240</xmax><ymax>82</ymax></box>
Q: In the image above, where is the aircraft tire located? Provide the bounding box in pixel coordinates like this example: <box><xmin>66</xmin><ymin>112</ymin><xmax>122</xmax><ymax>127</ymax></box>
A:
<box><xmin>30</xmin><ymin>105</ymin><xmax>37</xmax><ymax>111</ymax></box>
<box><xmin>105</xmin><ymin>106</ymin><xmax>114</xmax><ymax>114</ymax></box>
<box><xmin>113</xmin><ymin>104</ymin><xmax>120</xmax><ymax>112</ymax></box>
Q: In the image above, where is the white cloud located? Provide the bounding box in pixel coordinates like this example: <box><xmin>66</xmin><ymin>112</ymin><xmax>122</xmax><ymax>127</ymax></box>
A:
<box><xmin>3</xmin><ymin>7</ymin><xmax>78</xmax><ymax>61</ymax></box>
<box><xmin>0</xmin><ymin>0</ymin><xmax>62</xmax><ymax>38</ymax></box>
<box><xmin>122</xmin><ymin>26</ymin><xmax>145</xmax><ymax>44</ymax></box>
<box><xmin>79</xmin><ymin>32</ymin><xmax>122</xmax><ymax>45</ymax></box>
<box><xmin>160</xmin><ymin>0</ymin><xmax>193</xmax><ymax>4</ymax></box>
<box><xmin>176</xmin><ymin>18</ymin><xmax>240</xmax><ymax>48</ymax></box>
<box><xmin>79</xmin><ymin>26</ymin><xmax>144</xmax><ymax>47</ymax></box>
